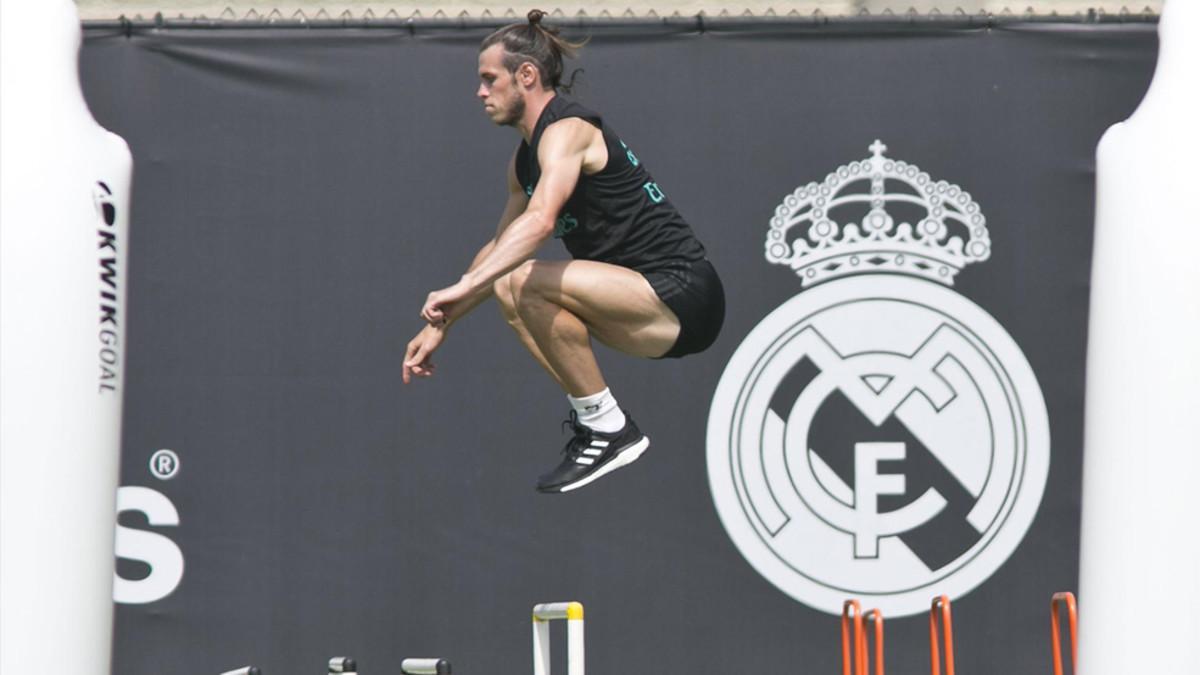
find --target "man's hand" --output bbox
[403,323,447,383]
[421,277,473,327]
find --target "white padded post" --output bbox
[0,2,133,675]
[1079,2,1200,675]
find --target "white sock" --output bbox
[568,387,626,433]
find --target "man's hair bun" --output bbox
[481,9,586,92]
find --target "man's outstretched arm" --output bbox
[402,153,528,383]
[420,118,591,326]
[431,154,530,328]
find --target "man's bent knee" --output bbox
[509,260,557,315]
[493,273,519,321]
[507,259,541,291]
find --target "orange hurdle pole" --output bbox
[929,595,955,675]
[1050,592,1078,675]
[842,600,865,675]
[864,609,884,675]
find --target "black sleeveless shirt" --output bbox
[514,96,706,273]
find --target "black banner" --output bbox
[81,19,1155,675]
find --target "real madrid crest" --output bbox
[706,141,1051,617]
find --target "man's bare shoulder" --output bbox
[540,117,601,152]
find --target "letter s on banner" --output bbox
[113,486,184,604]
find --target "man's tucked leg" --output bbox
[505,258,680,394]
[506,268,607,399]
[500,258,678,493]
[493,273,565,389]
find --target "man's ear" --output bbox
[518,61,539,89]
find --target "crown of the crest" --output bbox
[765,140,991,286]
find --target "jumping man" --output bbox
[403,10,725,493]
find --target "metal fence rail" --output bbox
[82,6,1158,30]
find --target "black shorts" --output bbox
[642,258,725,359]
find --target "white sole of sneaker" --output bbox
[556,436,650,493]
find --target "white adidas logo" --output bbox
[574,439,610,465]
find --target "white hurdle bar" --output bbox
[401,657,452,674]
[532,601,584,675]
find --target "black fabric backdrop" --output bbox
[80,19,1155,675]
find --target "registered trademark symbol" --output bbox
[149,449,180,480]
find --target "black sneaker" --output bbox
[536,411,650,493]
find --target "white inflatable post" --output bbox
[0,2,133,674]
[1079,2,1200,674]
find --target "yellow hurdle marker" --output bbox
[532,601,585,675]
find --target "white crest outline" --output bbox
[706,277,1050,616]
[710,141,1050,617]
[765,140,991,287]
